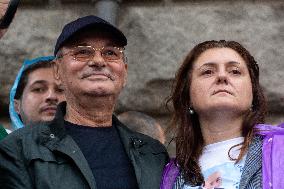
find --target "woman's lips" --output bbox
[212,89,233,95]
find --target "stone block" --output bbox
[60,0,92,3]
[20,0,48,5]
[0,1,284,125]
[117,1,284,116]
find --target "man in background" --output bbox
[118,111,166,144]
[10,56,65,129]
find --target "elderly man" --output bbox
[0,15,169,189]
[10,56,65,129]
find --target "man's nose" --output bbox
[46,89,59,103]
[87,51,106,67]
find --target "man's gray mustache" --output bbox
[81,71,114,81]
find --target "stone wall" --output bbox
[0,0,283,141]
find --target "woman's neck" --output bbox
[199,111,243,145]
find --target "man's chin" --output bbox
[82,88,117,97]
[27,117,54,127]
[40,116,56,122]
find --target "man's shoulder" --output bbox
[0,123,49,152]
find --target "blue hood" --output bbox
[9,56,55,130]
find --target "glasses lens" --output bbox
[101,47,123,60]
[73,46,94,61]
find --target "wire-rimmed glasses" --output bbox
[58,45,125,62]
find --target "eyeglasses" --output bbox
[59,45,125,62]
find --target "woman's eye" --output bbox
[202,69,213,75]
[231,69,241,75]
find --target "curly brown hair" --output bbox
[167,40,267,186]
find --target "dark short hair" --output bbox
[14,60,55,100]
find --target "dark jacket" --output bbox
[239,136,262,189]
[0,103,169,189]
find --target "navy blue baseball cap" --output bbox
[54,15,127,56]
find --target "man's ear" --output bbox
[123,63,128,87]
[14,99,21,114]
[53,60,61,81]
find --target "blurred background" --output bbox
[0,0,283,155]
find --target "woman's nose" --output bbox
[216,70,228,84]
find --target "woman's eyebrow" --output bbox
[227,61,241,65]
[197,62,216,70]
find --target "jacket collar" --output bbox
[114,115,166,155]
[46,101,149,148]
[48,102,154,145]
[114,116,146,155]
[43,102,167,189]
[239,136,263,189]
[114,116,168,189]
[48,101,68,140]
[40,102,97,189]
[45,101,163,154]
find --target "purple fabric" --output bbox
[160,158,180,189]
[255,123,284,189]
